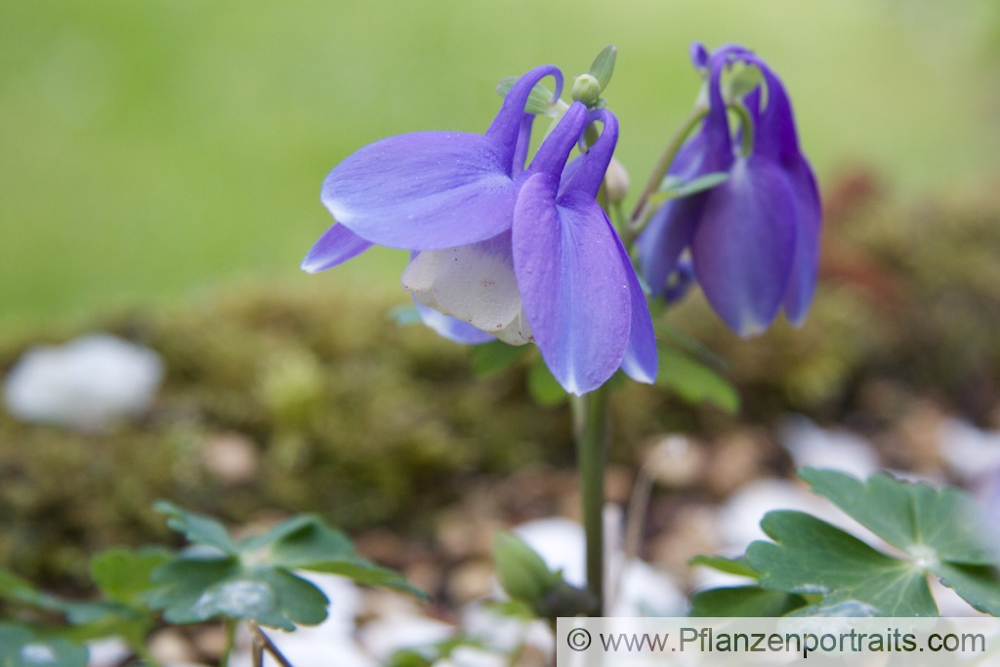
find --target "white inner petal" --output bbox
[494,308,534,346]
[401,237,524,336]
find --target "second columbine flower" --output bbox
[636,43,821,337]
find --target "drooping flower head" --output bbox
[302,66,656,395]
[636,43,821,337]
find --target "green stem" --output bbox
[627,104,709,228]
[221,618,237,667]
[133,644,160,667]
[623,100,754,250]
[571,384,610,615]
[729,101,754,157]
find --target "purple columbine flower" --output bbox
[636,44,821,337]
[302,66,657,395]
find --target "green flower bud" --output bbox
[571,74,602,107]
[493,531,558,606]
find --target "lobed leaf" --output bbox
[149,557,328,631]
[0,623,88,667]
[689,586,807,617]
[688,555,759,579]
[746,510,937,616]
[89,547,171,606]
[154,501,239,555]
[800,468,998,565]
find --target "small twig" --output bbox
[614,437,688,605]
[250,624,295,667]
[251,629,264,667]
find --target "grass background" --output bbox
[1,0,998,329]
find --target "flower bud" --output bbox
[604,157,629,204]
[571,74,602,107]
[493,531,558,606]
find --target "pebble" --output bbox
[3,334,163,432]
[778,415,880,477]
[147,628,198,664]
[201,431,260,484]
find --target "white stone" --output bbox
[778,415,880,478]
[434,646,507,667]
[86,637,132,667]
[357,614,454,662]
[3,334,163,432]
[610,558,686,617]
[938,418,1000,483]
[512,517,586,589]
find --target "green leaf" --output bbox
[240,515,319,552]
[58,600,134,627]
[266,518,358,566]
[89,547,171,606]
[655,325,729,373]
[469,340,530,379]
[149,506,426,625]
[655,345,739,414]
[0,565,152,647]
[688,555,759,579]
[689,586,807,617]
[496,77,555,115]
[587,44,617,92]
[527,357,567,407]
[149,557,327,631]
[154,501,239,554]
[930,562,1000,616]
[800,468,998,565]
[483,598,535,620]
[386,648,435,667]
[0,624,88,667]
[800,468,1000,613]
[493,531,559,605]
[724,62,763,100]
[746,510,937,616]
[309,560,428,599]
[0,569,45,607]
[267,518,428,600]
[650,172,729,205]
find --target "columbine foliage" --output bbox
[150,502,425,630]
[0,624,88,667]
[493,531,590,620]
[0,553,161,666]
[692,468,1000,617]
[0,504,421,664]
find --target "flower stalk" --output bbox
[626,104,708,240]
[571,384,610,615]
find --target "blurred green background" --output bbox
[2,0,998,330]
